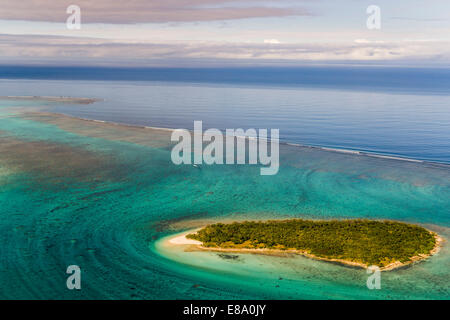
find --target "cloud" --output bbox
[0,0,309,23]
[354,39,385,44]
[0,34,448,66]
[264,39,281,44]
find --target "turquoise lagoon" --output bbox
[0,94,449,300]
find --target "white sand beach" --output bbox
[168,233,202,245]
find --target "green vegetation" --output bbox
[187,219,436,267]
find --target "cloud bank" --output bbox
[0,0,308,23]
[1,34,448,66]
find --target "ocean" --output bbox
[1,66,449,163]
[0,66,449,299]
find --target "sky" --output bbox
[0,0,449,67]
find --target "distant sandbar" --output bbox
[0,96,100,104]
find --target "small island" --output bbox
[186,219,442,271]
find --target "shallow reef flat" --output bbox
[0,136,120,182]
[21,112,174,149]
